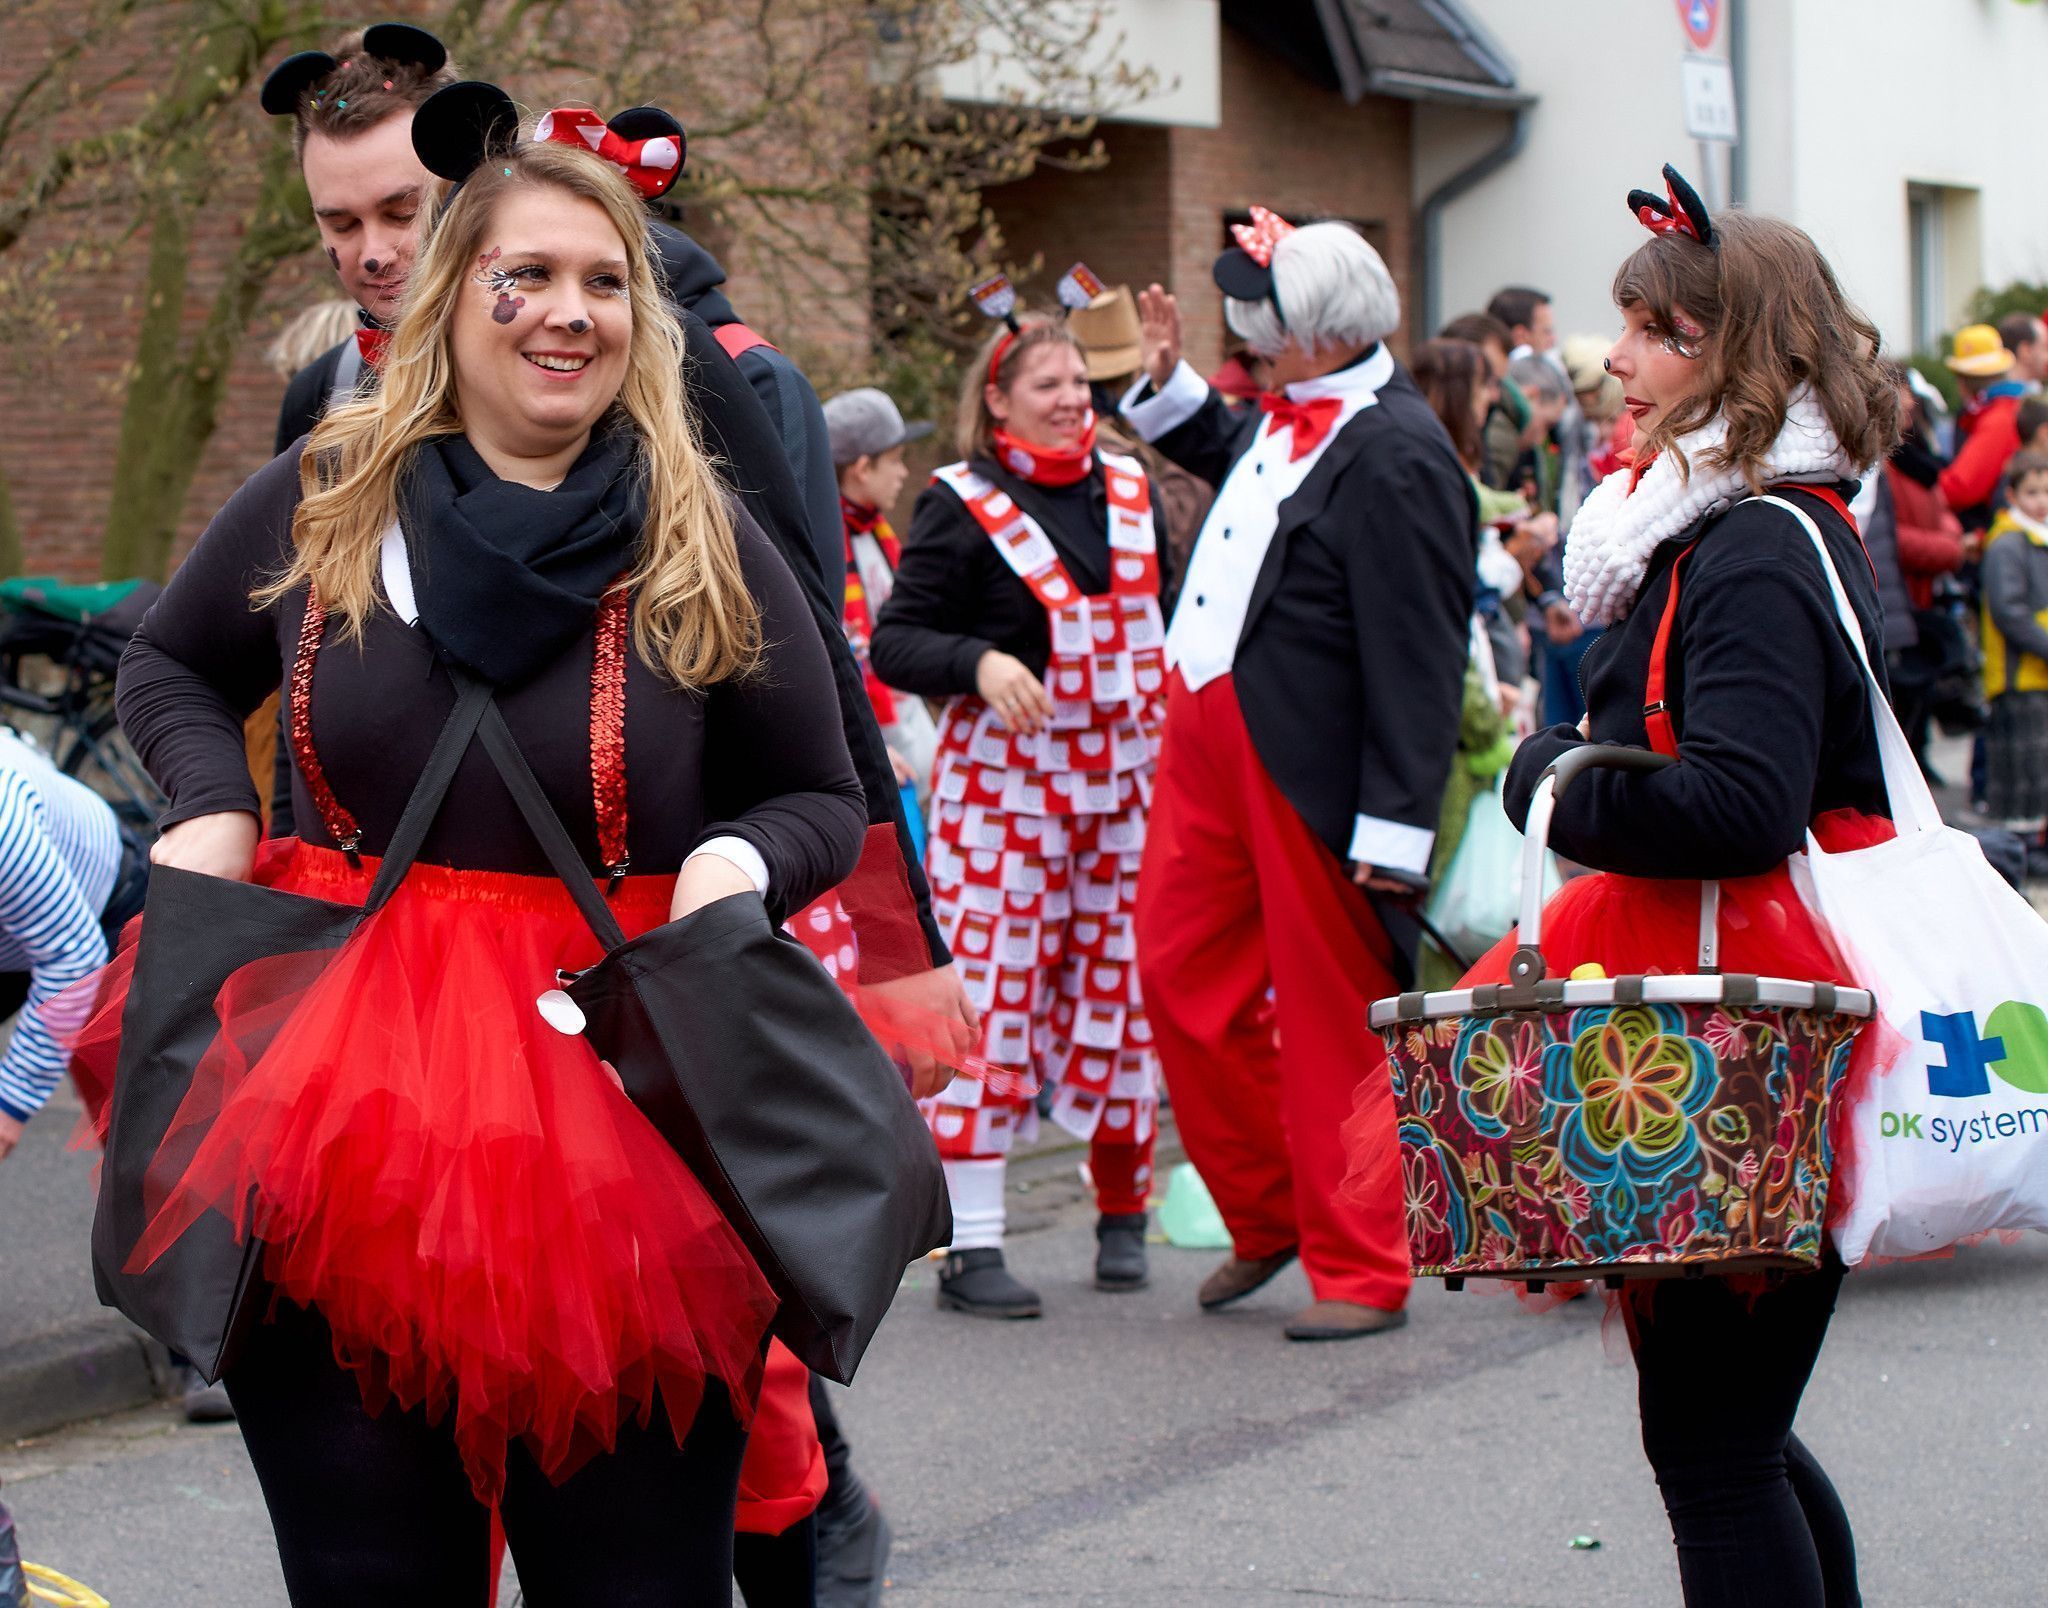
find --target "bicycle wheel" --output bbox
[58,707,164,832]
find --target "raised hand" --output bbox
[1136,283,1183,390]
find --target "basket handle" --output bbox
[1510,745,1712,986]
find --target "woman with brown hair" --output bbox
[871,311,1167,1316]
[1358,168,1897,1606]
[107,109,864,1602]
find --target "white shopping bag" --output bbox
[1425,780,1559,962]
[1764,495,2048,1264]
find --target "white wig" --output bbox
[1224,221,1400,359]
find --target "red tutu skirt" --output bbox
[1340,809,1904,1249]
[70,839,774,1504]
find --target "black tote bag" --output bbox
[471,702,951,1382]
[91,680,496,1381]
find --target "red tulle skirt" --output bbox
[71,839,775,1504]
[1340,809,1904,1263]
[1461,809,1895,985]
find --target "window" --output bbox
[1908,182,1982,352]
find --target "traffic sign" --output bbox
[1675,0,1720,49]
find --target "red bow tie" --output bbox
[355,325,391,371]
[1257,393,1343,462]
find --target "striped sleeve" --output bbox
[0,772,110,1122]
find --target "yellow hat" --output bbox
[1946,323,2016,377]
[1068,285,1143,382]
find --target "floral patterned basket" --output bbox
[1371,747,1873,1286]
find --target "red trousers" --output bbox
[1135,672,1411,1312]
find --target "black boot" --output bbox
[936,1248,1043,1318]
[1094,1211,1150,1291]
[809,1376,891,1608]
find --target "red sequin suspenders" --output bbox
[291,584,634,883]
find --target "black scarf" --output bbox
[401,428,643,686]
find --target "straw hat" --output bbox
[1946,323,2016,378]
[1069,285,1143,382]
[1561,333,1623,422]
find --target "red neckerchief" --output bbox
[991,413,1097,488]
[356,325,392,371]
[1257,392,1343,462]
[841,499,900,724]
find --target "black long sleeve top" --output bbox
[117,443,866,924]
[1503,485,1891,880]
[275,307,949,969]
[871,456,1151,698]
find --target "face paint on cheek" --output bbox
[492,294,526,325]
[325,245,340,273]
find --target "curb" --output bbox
[0,1319,169,1444]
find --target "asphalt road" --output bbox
[6,1153,2045,1607]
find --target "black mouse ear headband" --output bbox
[1626,162,1716,250]
[411,84,690,207]
[259,22,447,117]
[410,80,520,189]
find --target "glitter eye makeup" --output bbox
[1662,312,1706,360]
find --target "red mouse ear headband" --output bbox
[1626,163,1716,249]
[534,105,687,201]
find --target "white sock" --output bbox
[943,1157,1007,1252]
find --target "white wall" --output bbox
[934,0,1221,128]
[1428,0,1726,347]
[1430,0,2048,356]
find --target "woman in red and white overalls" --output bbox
[872,312,1166,1317]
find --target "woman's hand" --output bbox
[0,1112,22,1164]
[888,746,918,788]
[150,811,259,882]
[976,650,1054,736]
[1136,284,1183,390]
[670,852,757,923]
[863,963,981,1101]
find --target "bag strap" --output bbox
[1642,542,1699,759]
[358,677,496,917]
[1753,494,1944,837]
[470,694,631,952]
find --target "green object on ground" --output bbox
[1158,1162,1233,1250]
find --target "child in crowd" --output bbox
[822,387,939,822]
[1979,449,2048,831]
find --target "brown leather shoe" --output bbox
[1283,1300,1409,1341]
[1197,1246,1299,1310]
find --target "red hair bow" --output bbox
[1230,205,1296,268]
[535,106,683,200]
[1625,164,1715,250]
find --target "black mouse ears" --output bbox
[410,80,520,184]
[259,23,447,117]
[1626,163,1716,250]
[410,85,688,200]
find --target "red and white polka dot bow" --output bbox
[535,106,683,200]
[1229,205,1296,268]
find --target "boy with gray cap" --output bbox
[825,389,939,808]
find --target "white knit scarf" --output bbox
[1562,387,1861,627]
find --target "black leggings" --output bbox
[1626,1255,1860,1608]
[225,1301,748,1607]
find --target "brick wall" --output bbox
[980,26,1413,384]
[0,11,871,583]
